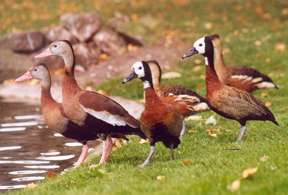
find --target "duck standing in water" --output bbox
[34,41,146,164]
[123,61,185,167]
[182,35,278,142]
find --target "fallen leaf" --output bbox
[162,72,181,79]
[282,8,288,16]
[185,115,202,121]
[206,128,219,138]
[205,115,217,125]
[26,182,37,189]
[193,58,202,65]
[47,171,57,178]
[193,66,201,72]
[181,159,192,166]
[265,101,272,107]
[260,92,268,98]
[139,139,148,144]
[260,155,269,162]
[98,53,108,61]
[156,175,165,181]
[274,43,286,52]
[204,22,213,30]
[242,167,258,179]
[254,40,262,47]
[227,179,240,192]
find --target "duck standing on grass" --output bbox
[34,41,146,165]
[183,34,278,93]
[123,61,185,167]
[182,35,278,142]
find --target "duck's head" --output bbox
[35,40,73,59]
[15,64,50,85]
[182,34,220,59]
[123,61,153,88]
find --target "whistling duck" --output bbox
[34,41,146,164]
[182,35,278,142]
[183,34,277,93]
[123,61,185,167]
[15,64,142,166]
[146,60,209,117]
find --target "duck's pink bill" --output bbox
[15,71,32,82]
[34,48,52,58]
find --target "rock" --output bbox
[73,42,101,66]
[7,31,45,53]
[93,28,126,55]
[61,12,102,42]
[46,26,78,44]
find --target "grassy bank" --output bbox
[3,0,288,194]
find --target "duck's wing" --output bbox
[229,66,277,89]
[78,91,140,128]
[213,86,278,124]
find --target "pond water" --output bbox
[0,100,100,191]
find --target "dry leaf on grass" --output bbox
[181,159,192,166]
[227,179,241,192]
[265,101,272,107]
[26,182,37,189]
[260,155,269,162]
[274,43,286,52]
[139,139,148,144]
[156,175,165,181]
[242,167,258,179]
[162,72,181,79]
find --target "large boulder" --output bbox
[46,26,78,44]
[7,31,45,53]
[61,12,102,42]
[93,28,126,55]
[73,42,101,66]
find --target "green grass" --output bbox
[3,0,288,194]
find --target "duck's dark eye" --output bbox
[53,45,57,48]
[33,68,38,71]
[138,67,142,70]
[199,43,203,47]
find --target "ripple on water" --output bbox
[0,160,50,165]
[40,151,61,156]
[65,142,83,147]
[0,121,38,127]
[53,133,63,137]
[14,115,41,120]
[36,154,75,161]
[9,170,47,175]
[0,184,27,190]
[12,176,45,182]
[0,127,26,132]
[24,165,60,169]
[0,146,22,152]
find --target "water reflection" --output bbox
[0,101,100,191]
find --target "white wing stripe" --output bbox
[81,106,127,126]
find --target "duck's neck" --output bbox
[212,40,228,82]
[205,51,221,96]
[40,80,54,109]
[61,50,81,99]
[143,81,161,108]
[62,49,75,77]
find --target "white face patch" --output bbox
[132,61,145,78]
[193,37,206,54]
